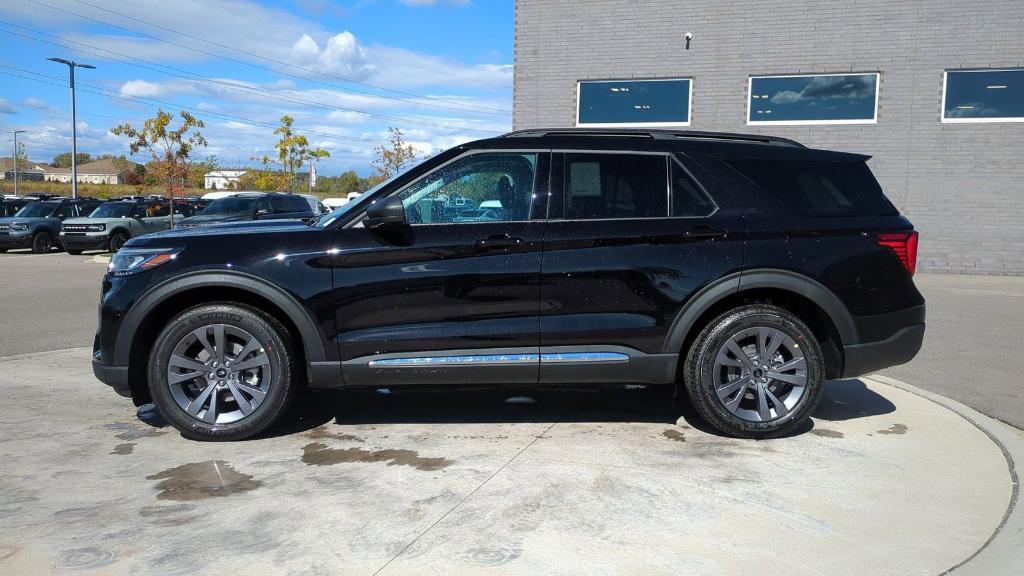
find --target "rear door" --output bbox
[331,150,549,386]
[538,151,745,384]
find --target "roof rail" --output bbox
[502,127,805,148]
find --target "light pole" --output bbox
[48,57,95,199]
[12,130,26,197]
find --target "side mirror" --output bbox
[364,196,406,228]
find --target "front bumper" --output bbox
[92,350,132,398]
[841,323,926,378]
[0,233,32,248]
[61,233,110,250]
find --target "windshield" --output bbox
[203,197,258,215]
[314,175,398,228]
[89,203,136,218]
[14,203,58,218]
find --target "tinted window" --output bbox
[270,195,311,214]
[671,161,716,217]
[749,74,878,123]
[204,197,258,215]
[943,69,1024,122]
[725,159,897,216]
[14,203,57,218]
[53,204,75,219]
[578,79,691,126]
[90,203,135,218]
[565,153,668,219]
[397,152,537,224]
[147,202,170,217]
[129,205,149,219]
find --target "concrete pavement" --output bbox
[0,348,1018,575]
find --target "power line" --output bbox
[0,22,504,135]
[24,0,512,116]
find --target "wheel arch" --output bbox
[663,269,857,380]
[116,271,330,404]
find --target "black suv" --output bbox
[173,192,317,228]
[0,197,101,253]
[92,129,925,441]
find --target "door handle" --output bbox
[475,234,525,249]
[685,225,728,239]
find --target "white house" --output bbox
[43,158,138,185]
[204,170,247,190]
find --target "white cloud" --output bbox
[22,98,51,110]
[0,99,16,114]
[120,80,166,98]
[399,0,471,6]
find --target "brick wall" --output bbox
[514,0,1024,274]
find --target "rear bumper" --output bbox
[841,323,925,378]
[92,352,132,398]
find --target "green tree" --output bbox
[267,115,330,192]
[111,109,207,225]
[15,141,27,162]
[188,155,219,189]
[51,152,92,168]
[373,127,417,181]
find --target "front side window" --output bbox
[15,203,58,218]
[577,79,692,127]
[397,152,538,224]
[748,73,879,124]
[942,69,1024,123]
[565,153,668,220]
[54,204,75,220]
[90,203,135,218]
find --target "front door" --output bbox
[331,151,549,386]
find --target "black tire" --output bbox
[0,248,7,253]
[108,230,129,252]
[31,231,53,254]
[66,249,84,255]
[149,303,297,441]
[683,304,824,439]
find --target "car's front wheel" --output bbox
[108,230,129,252]
[31,231,53,254]
[683,304,824,439]
[149,303,297,441]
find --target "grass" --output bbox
[0,181,165,199]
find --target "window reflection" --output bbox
[943,69,1024,122]
[578,79,691,126]
[748,74,878,124]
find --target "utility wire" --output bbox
[0,23,504,135]
[24,0,512,116]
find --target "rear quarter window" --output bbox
[724,159,897,217]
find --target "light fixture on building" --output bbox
[685,32,693,50]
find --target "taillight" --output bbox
[877,231,919,275]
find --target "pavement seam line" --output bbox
[369,417,562,576]
[865,375,1020,576]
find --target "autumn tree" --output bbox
[261,115,330,193]
[15,141,27,162]
[111,110,207,226]
[373,127,417,181]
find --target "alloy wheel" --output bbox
[166,324,272,425]
[712,326,807,422]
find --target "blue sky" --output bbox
[0,0,513,175]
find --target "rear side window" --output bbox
[671,161,716,217]
[271,195,310,214]
[565,153,667,219]
[725,159,897,216]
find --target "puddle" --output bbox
[305,427,365,443]
[662,429,687,443]
[301,442,453,471]
[878,423,909,435]
[811,428,845,438]
[110,443,136,455]
[104,422,167,441]
[145,461,262,501]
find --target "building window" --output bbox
[577,79,691,127]
[942,69,1024,123]
[747,73,879,125]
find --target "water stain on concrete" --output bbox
[59,547,116,570]
[878,423,909,435]
[104,422,167,441]
[301,442,453,471]
[811,428,845,438]
[304,426,365,443]
[110,443,135,455]
[662,429,687,442]
[145,461,262,501]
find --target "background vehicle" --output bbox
[0,198,101,253]
[92,129,924,441]
[174,192,317,228]
[60,199,194,254]
[0,197,34,218]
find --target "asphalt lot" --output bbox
[1,250,1021,429]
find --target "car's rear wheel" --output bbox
[31,232,53,254]
[108,230,129,252]
[149,303,297,441]
[683,304,824,439]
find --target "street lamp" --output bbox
[11,130,26,197]
[48,57,95,199]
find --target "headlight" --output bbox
[88,223,106,232]
[108,247,182,277]
[11,223,29,231]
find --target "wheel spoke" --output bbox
[226,381,253,416]
[233,352,269,372]
[765,387,789,417]
[755,384,771,421]
[760,328,783,361]
[185,383,216,418]
[233,382,267,402]
[170,354,209,373]
[203,387,219,423]
[773,357,806,372]
[234,335,262,363]
[191,327,217,361]
[724,339,755,370]
[168,371,203,386]
[767,371,806,386]
[213,324,226,365]
[717,375,751,401]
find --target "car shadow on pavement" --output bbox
[813,379,897,422]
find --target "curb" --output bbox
[866,375,1023,576]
